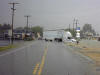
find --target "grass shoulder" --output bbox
[0,45,16,52]
[0,40,35,52]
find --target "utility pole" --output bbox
[24,15,31,33]
[75,19,78,30]
[69,24,70,31]
[9,2,19,44]
[73,18,75,32]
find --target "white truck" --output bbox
[63,31,76,42]
[43,30,76,42]
[43,30,63,42]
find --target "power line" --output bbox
[9,2,19,44]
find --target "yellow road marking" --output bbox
[38,46,48,75]
[33,63,40,75]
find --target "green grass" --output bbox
[0,45,16,52]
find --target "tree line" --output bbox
[15,26,43,37]
[0,23,97,38]
[65,23,96,38]
[0,23,43,37]
[0,23,11,34]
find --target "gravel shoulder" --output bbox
[65,40,100,75]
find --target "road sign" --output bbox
[76,27,80,32]
[76,32,80,38]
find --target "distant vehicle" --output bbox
[43,30,76,42]
[38,37,42,40]
[43,30,63,42]
[63,31,72,42]
[63,31,76,42]
[71,38,77,42]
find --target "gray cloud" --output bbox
[0,0,100,33]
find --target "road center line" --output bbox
[33,63,40,75]
[38,45,48,75]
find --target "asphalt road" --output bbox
[0,40,95,75]
[0,40,10,46]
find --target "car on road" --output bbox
[71,38,77,42]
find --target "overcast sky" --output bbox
[0,0,100,33]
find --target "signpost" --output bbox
[76,32,80,38]
[76,27,80,38]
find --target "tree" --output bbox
[31,26,43,37]
[15,27,24,30]
[0,23,11,33]
[83,24,92,32]
[24,26,31,30]
[81,24,96,38]
[2,23,11,30]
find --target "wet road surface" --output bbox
[0,40,95,75]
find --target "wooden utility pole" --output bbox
[75,19,78,30]
[69,24,70,31]
[73,18,75,32]
[9,2,19,44]
[24,15,31,33]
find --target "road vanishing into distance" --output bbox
[0,40,95,75]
